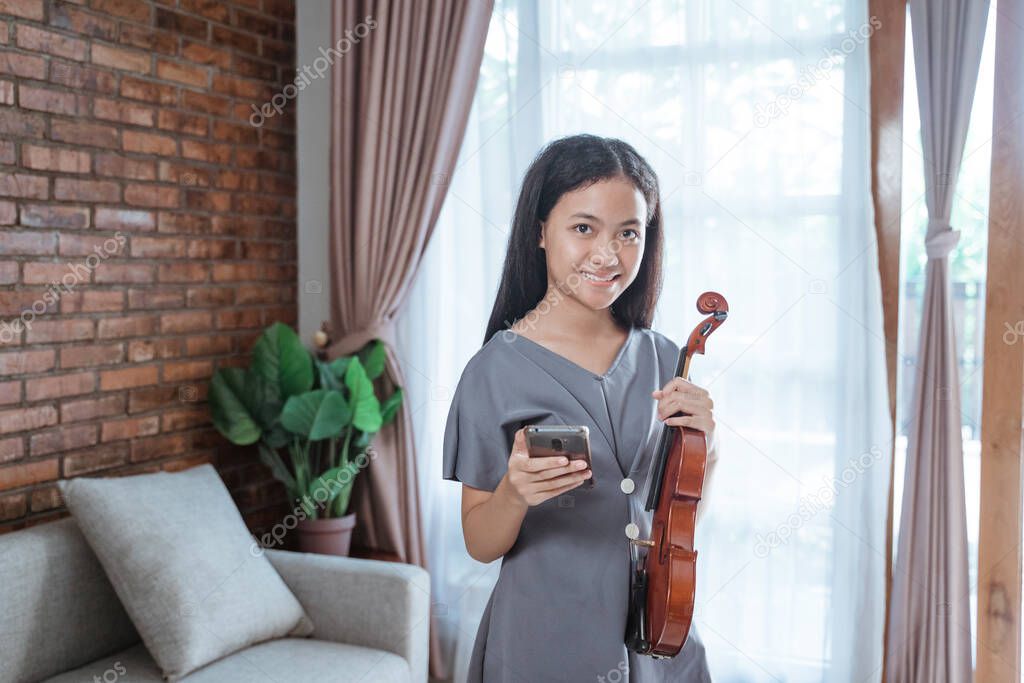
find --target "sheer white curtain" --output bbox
[396,1,891,681]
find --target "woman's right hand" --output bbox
[500,427,592,507]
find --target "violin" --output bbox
[625,291,728,657]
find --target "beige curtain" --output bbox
[327,1,493,679]
[885,0,990,680]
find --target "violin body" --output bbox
[626,291,728,658]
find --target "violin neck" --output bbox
[643,344,691,511]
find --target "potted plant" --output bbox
[208,321,403,556]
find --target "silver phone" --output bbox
[524,425,595,489]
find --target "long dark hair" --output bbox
[483,134,665,345]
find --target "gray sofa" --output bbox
[0,518,430,683]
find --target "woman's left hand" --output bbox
[652,377,716,451]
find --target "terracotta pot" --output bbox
[294,513,357,556]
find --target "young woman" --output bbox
[442,134,719,682]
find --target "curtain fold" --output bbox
[885,1,990,680]
[327,1,493,679]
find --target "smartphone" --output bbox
[524,425,595,489]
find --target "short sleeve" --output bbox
[441,362,513,492]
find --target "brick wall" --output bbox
[0,0,298,535]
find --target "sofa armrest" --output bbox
[266,549,430,680]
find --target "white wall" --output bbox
[295,1,332,343]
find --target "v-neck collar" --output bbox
[508,325,636,380]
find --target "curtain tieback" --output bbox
[328,316,398,358]
[924,221,960,259]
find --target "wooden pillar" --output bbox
[868,0,906,680]
[975,0,1024,679]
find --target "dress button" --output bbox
[620,477,635,494]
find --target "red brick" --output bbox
[0,406,57,436]
[232,54,276,81]
[49,61,116,93]
[157,59,208,87]
[0,230,56,256]
[92,263,154,285]
[127,289,185,311]
[0,21,5,45]
[0,111,46,139]
[0,349,54,376]
[0,79,12,105]
[93,98,155,127]
[22,145,90,173]
[162,408,208,431]
[181,90,229,116]
[129,236,185,258]
[16,25,87,61]
[92,43,151,73]
[130,432,189,463]
[212,24,257,54]
[181,139,232,164]
[100,365,158,390]
[58,233,126,257]
[156,109,208,136]
[118,23,175,55]
[120,76,177,105]
[0,437,23,464]
[0,140,13,164]
[155,7,208,40]
[51,120,119,149]
[0,0,44,21]
[95,207,154,231]
[234,8,277,37]
[24,319,94,344]
[179,0,228,22]
[55,178,120,203]
[0,51,46,79]
[158,262,207,283]
[0,173,47,199]
[97,314,156,337]
[49,3,117,40]
[92,0,150,22]
[180,40,230,68]
[124,184,180,208]
[94,152,156,180]
[60,290,124,313]
[0,262,17,285]
[101,415,159,442]
[61,394,124,423]
[62,443,128,477]
[0,492,26,521]
[18,84,86,115]
[123,130,176,156]
[19,203,90,229]
[59,343,123,369]
[30,486,61,512]
[162,359,211,382]
[0,201,15,225]
[0,380,19,405]
[30,423,97,456]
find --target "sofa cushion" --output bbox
[0,518,140,683]
[57,464,314,681]
[43,639,411,683]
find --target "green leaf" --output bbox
[305,464,357,518]
[344,358,382,433]
[281,390,351,441]
[359,340,388,380]
[380,387,403,425]
[209,368,262,445]
[257,442,297,497]
[328,356,352,380]
[251,322,314,403]
[315,357,341,391]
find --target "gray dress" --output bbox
[442,324,713,683]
